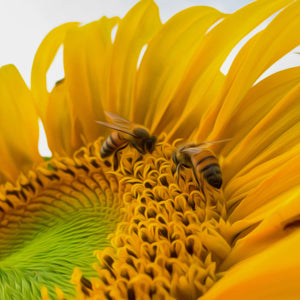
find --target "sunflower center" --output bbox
[0,139,123,299]
[83,139,231,299]
[0,138,231,299]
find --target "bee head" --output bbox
[172,146,192,168]
[144,136,157,153]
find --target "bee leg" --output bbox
[192,166,205,198]
[175,163,182,185]
[113,152,119,171]
[130,143,145,155]
[191,166,201,187]
[113,144,128,171]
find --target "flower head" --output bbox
[0,0,300,299]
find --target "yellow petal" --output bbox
[229,155,300,222]
[225,143,300,211]
[31,22,79,121]
[223,82,300,183]
[64,0,161,144]
[132,6,224,131]
[216,67,300,159]
[201,231,300,300]
[0,65,41,182]
[63,17,119,144]
[167,71,225,141]
[45,80,80,155]
[210,0,300,137]
[222,185,300,270]
[185,0,295,141]
[109,0,162,117]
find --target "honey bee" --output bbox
[96,112,157,169]
[172,139,230,189]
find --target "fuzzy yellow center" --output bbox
[0,140,123,299]
[74,139,231,299]
[0,138,232,299]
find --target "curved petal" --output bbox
[45,80,80,156]
[167,71,225,141]
[63,17,120,145]
[201,231,300,300]
[228,155,300,223]
[109,0,162,117]
[221,185,300,270]
[64,0,161,144]
[209,0,300,138]
[133,6,225,130]
[168,0,295,141]
[223,82,300,183]
[0,65,41,182]
[225,143,300,211]
[218,67,300,159]
[31,22,79,121]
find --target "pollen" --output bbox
[0,137,231,299]
[75,138,231,299]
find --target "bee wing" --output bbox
[96,111,140,137]
[105,112,136,129]
[182,146,204,155]
[96,121,137,137]
[196,138,232,147]
[182,139,231,155]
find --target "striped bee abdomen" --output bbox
[193,150,222,189]
[100,132,127,158]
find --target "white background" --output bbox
[0,0,272,86]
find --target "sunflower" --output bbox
[0,0,300,299]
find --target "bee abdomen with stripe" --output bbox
[100,131,127,158]
[173,139,230,190]
[193,151,222,189]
